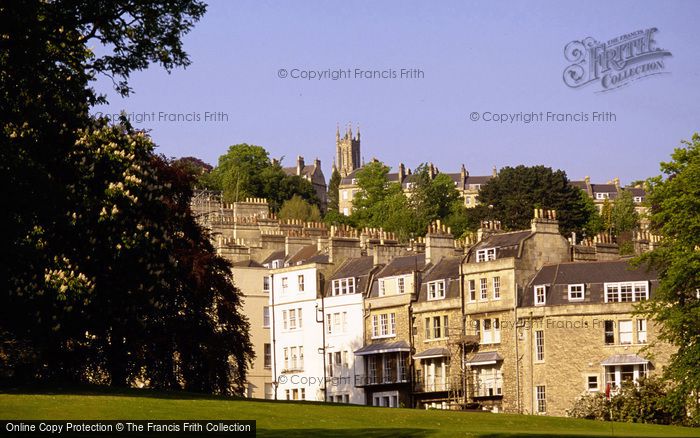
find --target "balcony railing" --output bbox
[414,376,451,393]
[355,370,409,387]
[471,380,503,398]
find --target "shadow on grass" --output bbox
[258,429,434,438]
[258,431,690,438]
[0,384,364,408]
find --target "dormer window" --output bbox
[428,280,446,300]
[568,284,584,301]
[332,278,356,296]
[476,248,496,262]
[596,192,610,200]
[633,196,643,203]
[534,285,546,306]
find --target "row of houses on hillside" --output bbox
[231,210,672,416]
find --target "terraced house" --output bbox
[518,260,673,417]
[356,251,425,408]
[322,254,377,404]
[461,211,570,413]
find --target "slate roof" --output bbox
[376,253,426,278]
[466,230,532,261]
[355,341,411,355]
[261,250,285,266]
[520,260,657,307]
[601,354,649,366]
[232,259,264,268]
[283,165,317,178]
[417,257,461,302]
[414,347,450,359]
[324,256,378,297]
[286,245,327,266]
[466,351,503,365]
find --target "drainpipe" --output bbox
[271,272,277,400]
[514,284,520,413]
[316,272,328,402]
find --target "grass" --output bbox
[1,387,699,437]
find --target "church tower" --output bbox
[335,123,361,177]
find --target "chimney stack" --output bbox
[296,156,304,176]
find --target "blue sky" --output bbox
[92,0,700,184]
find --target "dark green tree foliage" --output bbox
[172,156,213,181]
[327,168,341,214]
[1,1,253,392]
[477,165,594,237]
[635,134,700,425]
[205,145,319,211]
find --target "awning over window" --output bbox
[600,354,650,366]
[354,341,411,356]
[413,347,450,360]
[466,351,503,366]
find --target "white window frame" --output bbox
[476,248,496,263]
[534,285,546,306]
[468,279,476,302]
[535,330,544,362]
[587,375,599,392]
[379,279,386,296]
[332,278,356,296]
[633,196,643,203]
[596,192,609,200]
[263,306,270,328]
[637,319,647,344]
[536,386,546,414]
[568,284,584,301]
[493,276,500,300]
[428,280,446,300]
[480,278,488,301]
[397,277,405,294]
[372,313,396,339]
[619,320,633,345]
[604,281,649,303]
[263,276,271,293]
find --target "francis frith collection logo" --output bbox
[563,28,672,92]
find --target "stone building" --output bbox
[518,260,673,417]
[283,156,328,212]
[461,211,571,413]
[571,176,647,216]
[232,262,274,399]
[356,250,425,407]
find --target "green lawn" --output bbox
[1,388,698,437]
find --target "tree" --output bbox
[0,1,254,393]
[206,146,319,211]
[327,168,341,214]
[477,165,595,237]
[635,133,700,425]
[351,161,402,229]
[172,156,213,182]
[278,195,322,222]
[209,144,272,203]
[611,190,640,234]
